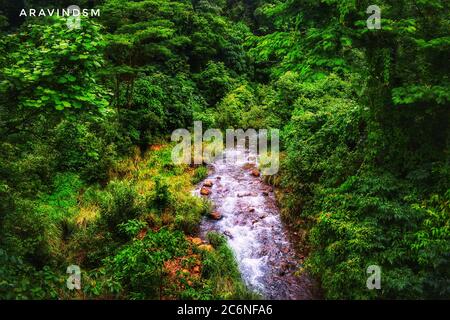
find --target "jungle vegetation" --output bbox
[0,0,448,299]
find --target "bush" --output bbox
[173,196,210,235]
[148,177,172,210]
[192,166,208,185]
[0,199,61,268]
[53,120,117,184]
[98,180,143,237]
[105,229,189,299]
[0,249,63,299]
[118,73,206,148]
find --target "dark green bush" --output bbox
[53,120,117,184]
[0,199,60,268]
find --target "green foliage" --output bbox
[192,166,209,184]
[1,0,448,301]
[194,61,235,106]
[98,180,143,235]
[149,177,172,210]
[118,219,148,238]
[173,196,210,235]
[37,173,83,221]
[52,119,117,183]
[105,228,188,299]
[118,73,205,147]
[0,249,63,299]
[280,73,449,299]
[215,83,257,129]
[0,16,109,112]
[411,192,450,298]
[248,0,357,79]
[0,199,60,268]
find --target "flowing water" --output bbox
[195,147,319,300]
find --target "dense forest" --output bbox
[0,0,449,300]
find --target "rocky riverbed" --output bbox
[194,147,320,300]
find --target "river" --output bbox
[194,146,319,300]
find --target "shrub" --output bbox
[98,180,143,237]
[192,166,209,185]
[173,196,210,235]
[0,199,60,268]
[53,120,117,184]
[105,229,188,299]
[0,249,63,299]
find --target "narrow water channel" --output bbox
[195,147,319,300]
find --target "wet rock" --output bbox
[242,163,256,170]
[203,180,213,187]
[223,230,233,239]
[209,211,222,220]
[278,262,292,276]
[200,187,211,196]
[216,176,221,180]
[249,208,255,212]
[251,169,260,177]
[262,191,269,196]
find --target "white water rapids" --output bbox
[194,147,318,300]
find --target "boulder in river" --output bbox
[203,180,213,187]
[223,230,233,238]
[209,211,222,220]
[251,168,260,177]
[278,263,291,276]
[238,191,257,197]
[242,162,256,170]
[200,187,211,196]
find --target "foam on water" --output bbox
[195,147,318,299]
